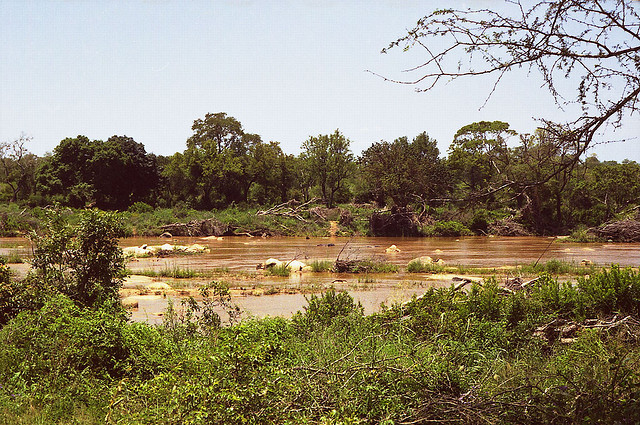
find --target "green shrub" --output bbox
[420,220,472,237]
[575,265,640,316]
[293,288,363,329]
[29,208,126,311]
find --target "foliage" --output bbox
[359,132,448,207]
[0,134,39,203]
[333,259,399,273]
[310,259,334,272]
[517,259,594,276]
[407,258,446,273]
[292,288,364,329]
[383,0,640,169]
[300,130,354,208]
[447,121,515,203]
[29,208,126,311]
[420,220,472,237]
[36,135,159,210]
[1,267,640,423]
[131,265,199,279]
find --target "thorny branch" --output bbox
[373,0,640,203]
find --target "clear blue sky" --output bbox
[1,0,638,162]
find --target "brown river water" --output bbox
[2,236,639,323]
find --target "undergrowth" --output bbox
[1,266,640,424]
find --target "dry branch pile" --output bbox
[159,218,233,237]
[488,217,531,236]
[255,198,319,221]
[593,219,640,242]
[369,206,420,237]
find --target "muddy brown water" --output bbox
[3,236,639,323]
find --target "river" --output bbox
[3,236,638,323]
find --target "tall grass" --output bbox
[131,265,199,279]
[264,263,291,277]
[517,259,594,275]
[309,260,334,272]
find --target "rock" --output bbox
[263,258,283,268]
[409,256,433,265]
[185,243,208,253]
[385,244,401,253]
[121,297,139,309]
[145,282,171,290]
[287,260,307,272]
[159,243,174,251]
[122,246,152,258]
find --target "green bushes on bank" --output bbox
[1,265,639,424]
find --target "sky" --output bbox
[1,0,638,162]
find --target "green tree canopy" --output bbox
[360,132,447,207]
[36,135,159,209]
[300,130,354,208]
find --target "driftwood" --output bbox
[488,217,531,236]
[593,219,640,242]
[159,218,234,237]
[369,206,420,237]
[256,198,319,221]
[534,315,640,343]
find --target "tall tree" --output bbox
[188,112,245,155]
[300,130,354,208]
[91,136,159,210]
[360,132,447,207]
[447,121,516,204]
[36,135,159,210]
[36,136,96,208]
[0,134,39,202]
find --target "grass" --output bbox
[348,259,398,273]
[309,260,334,272]
[264,263,291,277]
[407,258,447,273]
[516,259,595,275]
[0,253,25,264]
[129,264,200,279]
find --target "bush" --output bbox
[29,208,126,311]
[293,288,364,329]
[420,220,473,237]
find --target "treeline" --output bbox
[3,113,640,234]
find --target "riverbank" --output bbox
[2,202,639,241]
[2,266,639,424]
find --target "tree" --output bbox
[188,112,246,155]
[380,0,640,181]
[360,132,447,208]
[36,136,96,207]
[91,136,159,210]
[447,121,516,205]
[36,135,160,210]
[0,134,38,202]
[301,130,354,208]
[175,113,261,209]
